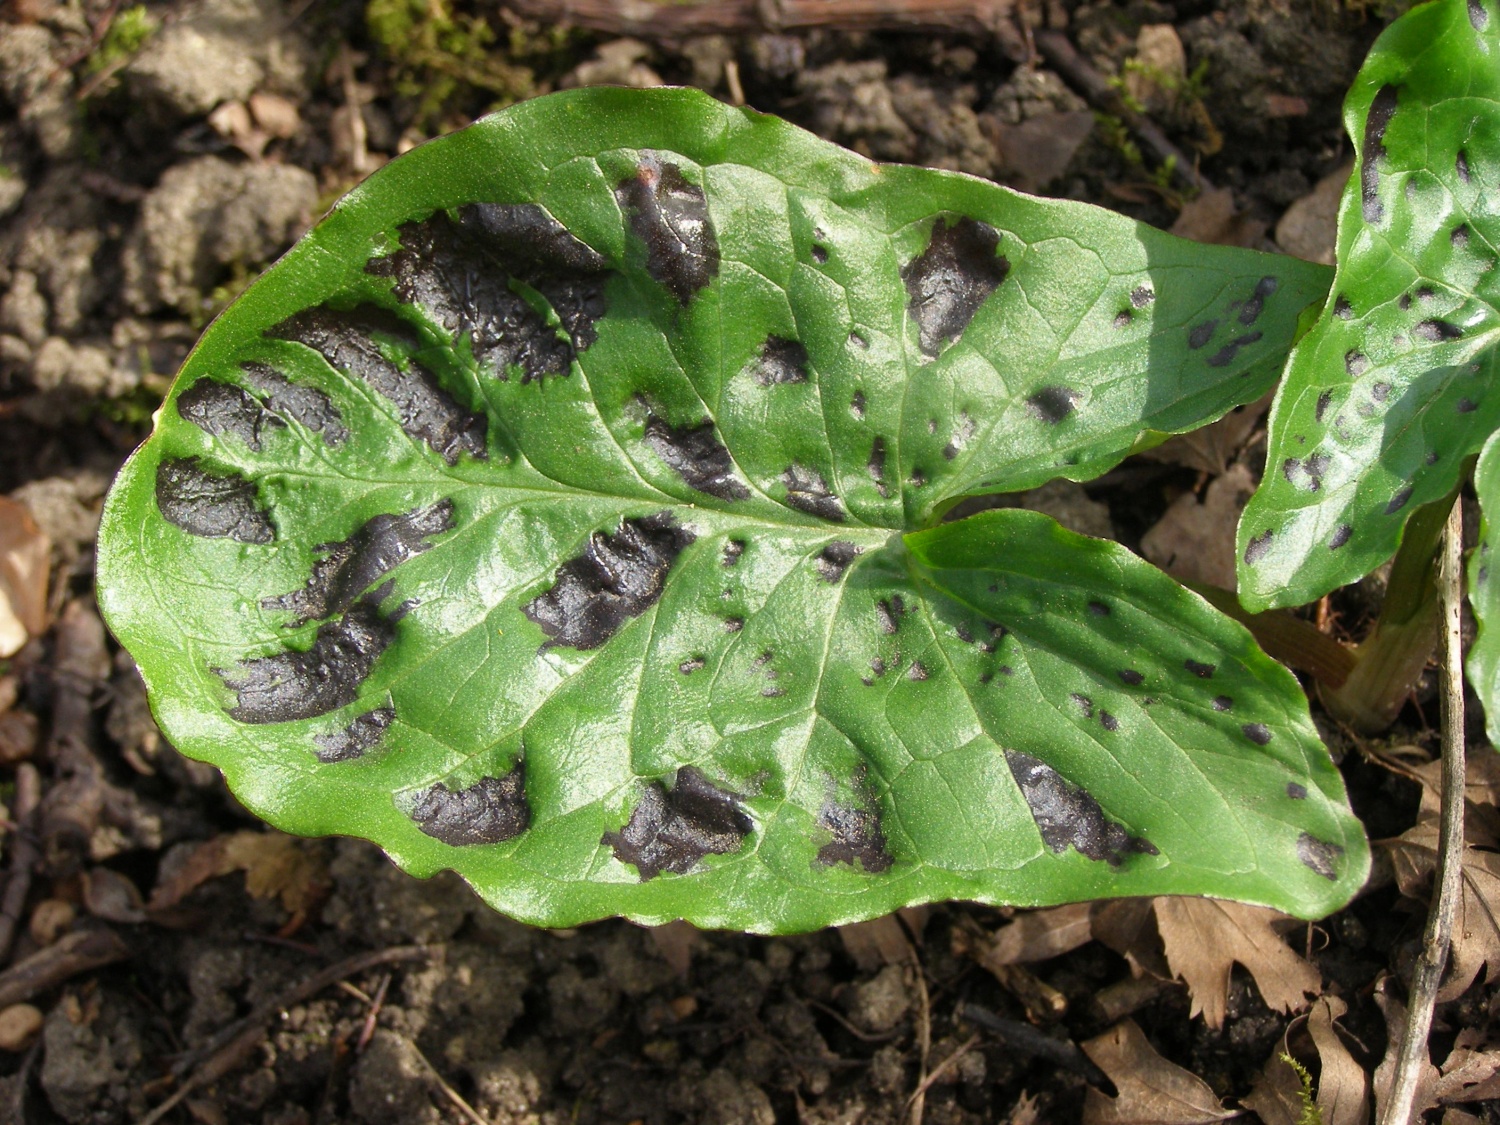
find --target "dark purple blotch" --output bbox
[603,767,752,879]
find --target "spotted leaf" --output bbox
[97,87,1359,932]
[1238,0,1500,610]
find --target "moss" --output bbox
[86,5,157,74]
[366,0,577,126]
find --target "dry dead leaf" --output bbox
[1081,1019,1237,1125]
[1004,1091,1043,1125]
[1154,897,1320,1029]
[1435,1027,1500,1104]
[1275,162,1353,266]
[0,496,50,657]
[1091,897,1171,979]
[1170,187,1267,248]
[991,109,1097,192]
[149,829,327,918]
[977,903,1095,964]
[1138,394,1271,476]
[1124,24,1186,117]
[1385,820,1500,1001]
[1308,996,1370,1125]
[1241,1051,1307,1125]
[1140,463,1258,589]
[838,913,913,971]
[1372,973,1439,1122]
[647,919,699,977]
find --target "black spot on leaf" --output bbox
[1386,486,1413,514]
[1088,601,1110,616]
[907,661,929,682]
[816,541,860,583]
[679,656,705,675]
[1185,660,1215,678]
[615,154,719,305]
[1345,350,1369,377]
[523,513,695,650]
[643,412,749,501]
[1471,0,1490,31]
[1005,750,1156,865]
[178,380,281,451]
[1287,782,1308,799]
[816,788,892,873]
[1099,711,1118,732]
[722,539,744,567]
[1113,310,1133,328]
[1330,524,1353,550]
[1206,331,1262,368]
[409,759,530,846]
[723,616,743,633]
[1284,452,1331,492]
[1242,722,1272,745]
[1119,669,1144,685]
[870,656,887,677]
[1070,692,1093,717]
[1130,285,1154,308]
[850,391,866,419]
[876,599,900,635]
[1296,832,1343,880]
[1334,294,1353,320]
[263,500,456,627]
[240,363,349,446]
[782,464,846,521]
[1458,148,1474,182]
[1453,224,1471,249]
[1244,529,1274,566]
[1414,319,1463,342]
[365,211,578,381]
[1399,293,1412,311]
[1459,397,1479,414]
[222,588,399,723]
[1026,386,1079,424]
[1372,382,1390,402]
[1362,84,1400,224]
[1238,276,1278,326]
[156,457,273,544]
[1315,390,1333,422]
[811,244,829,264]
[747,336,810,386]
[1212,696,1233,711]
[269,305,487,464]
[1188,320,1218,349]
[603,767,752,879]
[314,707,395,763]
[909,468,927,488]
[902,215,1009,356]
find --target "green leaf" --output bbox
[1469,429,1500,744]
[1238,0,1500,611]
[97,87,1361,931]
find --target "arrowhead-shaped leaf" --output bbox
[97,87,1362,931]
[1238,0,1500,611]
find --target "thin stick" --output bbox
[908,953,932,1125]
[0,763,42,964]
[1033,30,1212,195]
[1379,500,1466,1125]
[906,1031,980,1108]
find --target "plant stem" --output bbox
[1378,501,1466,1125]
[1324,491,1456,733]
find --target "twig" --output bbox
[0,763,42,964]
[502,0,1017,37]
[410,1039,493,1125]
[906,1031,981,1108]
[136,945,433,1125]
[956,1001,1109,1086]
[0,927,129,1008]
[1033,30,1212,195]
[908,953,932,1125]
[356,972,391,1053]
[1378,501,1467,1125]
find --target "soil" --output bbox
[0,1,1490,1123]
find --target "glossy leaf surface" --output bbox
[1469,430,1500,744]
[1238,0,1500,611]
[97,87,1361,930]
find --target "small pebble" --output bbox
[0,1004,43,1051]
[28,898,74,946]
